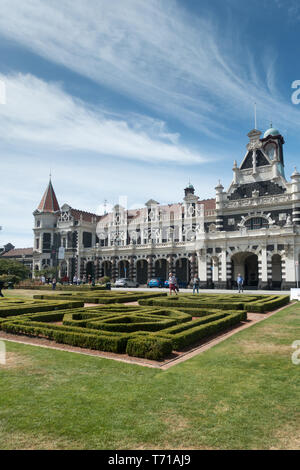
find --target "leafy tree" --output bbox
[0,259,29,281]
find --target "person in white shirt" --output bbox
[169,273,178,295]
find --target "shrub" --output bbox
[126,337,172,360]
[169,311,247,350]
[247,295,289,313]
[0,300,84,317]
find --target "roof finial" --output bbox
[49,169,52,181]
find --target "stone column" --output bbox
[76,255,80,278]
[206,257,213,288]
[198,251,207,288]
[81,258,86,280]
[129,256,135,281]
[267,254,272,288]
[147,255,155,280]
[190,252,196,283]
[258,247,268,289]
[226,256,232,289]
[212,257,219,283]
[111,257,118,282]
[167,254,174,275]
[94,258,99,280]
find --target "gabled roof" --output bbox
[70,208,102,223]
[1,247,33,258]
[37,180,60,213]
[240,149,270,170]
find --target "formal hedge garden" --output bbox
[138,293,290,313]
[0,293,289,360]
[0,302,246,360]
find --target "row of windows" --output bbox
[227,214,288,229]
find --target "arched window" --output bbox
[245,217,269,230]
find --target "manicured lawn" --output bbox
[3,289,53,298]
[0,301,299,449]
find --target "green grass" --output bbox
[2,289,54,298]
[0,302,299,449]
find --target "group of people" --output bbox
[73,275,95,286]
[168,273,245,294]
[39,274,95,290]
[168,273,201,295]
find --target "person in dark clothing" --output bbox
[193,276,200,294]
[0,280,5,297]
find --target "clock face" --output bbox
[265,143,276,160]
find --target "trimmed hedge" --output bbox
[166,311,247,350]
[0,300,84,317]
[139,294,290,313]
[247,295,289,312]
[1,320,129,353]
[33,291,168,304]
[126,336,173,360]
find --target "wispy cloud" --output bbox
[0,73,208,163]
[0,0,299,133]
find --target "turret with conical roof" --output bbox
[33,178,61,260]
[37,178,60,213]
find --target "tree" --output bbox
[0,259,30,285]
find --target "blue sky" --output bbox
[0,0,300,247]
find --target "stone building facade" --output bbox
[32,127,300,289]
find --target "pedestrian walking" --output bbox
[52,277,57,291]
[237,273,244,293]
[193,276,200,294]
[168,272,178,295]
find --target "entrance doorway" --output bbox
[231,252,258,288]
[118,260,130,278]
[136,260,148,284]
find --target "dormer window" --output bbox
[265,143,276,160]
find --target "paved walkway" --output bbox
[112,287,288,295]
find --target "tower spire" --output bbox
[37,179,60,213]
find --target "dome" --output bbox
[263,127,280,138]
